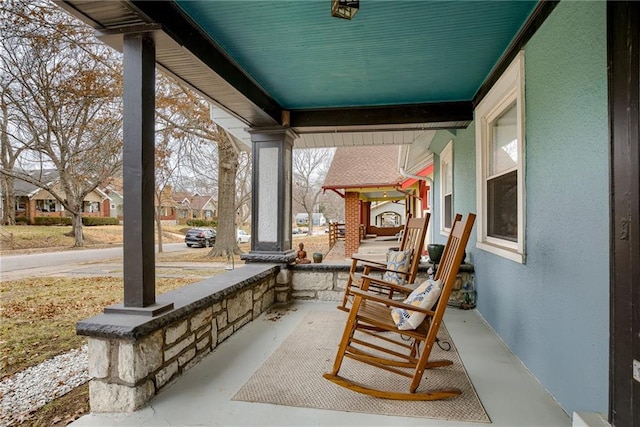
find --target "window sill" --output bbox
[476,241,524,264]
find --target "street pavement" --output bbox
[0,243,226,281]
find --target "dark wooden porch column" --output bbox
[608,1,639,425]
[105,33,172,316]
[241,128,297,263]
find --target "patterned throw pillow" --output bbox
[390,279,442,330]
[381,249,412,286]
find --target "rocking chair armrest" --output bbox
[358,261,395,272]
[350,253,386,265]
[359,274,414,294]
[364,265,411,275]
[349,263,386,280]
[350,288,437,316]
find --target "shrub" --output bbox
[33,217,72,226]
[15,217,30,225]
[82,217,120,226]
[186,219,217,228]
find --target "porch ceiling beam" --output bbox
[129,0,283,126]
[289,101,473,129]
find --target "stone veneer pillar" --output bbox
[240,128,296,303]
[241,128,297,265]
[344,192,360,257]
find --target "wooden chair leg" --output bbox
[329,300,361,375]
[338,258,359,312]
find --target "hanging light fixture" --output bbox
[331,0,359,20]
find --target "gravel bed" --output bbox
[0,345,89,427]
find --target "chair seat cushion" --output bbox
[382,249,412,285]
[390,278,442,330]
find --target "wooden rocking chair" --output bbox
[337,214,430,312]
[323,213,475,400]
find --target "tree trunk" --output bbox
[306,208,314,236]
[155,207,164,253]
[1,94,16,225]
[0,174,15,225]
[209,128,240,257]
[71,212,83,247]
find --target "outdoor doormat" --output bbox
[232,310,490,423]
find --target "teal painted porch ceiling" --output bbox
[176,1,537,109]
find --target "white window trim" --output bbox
[439,140,453,236]
[475,51,526,264]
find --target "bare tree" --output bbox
[154,76,244,256]
[0,0,123,245]
[0,82,27,225]
[235,150,252,227]
[154,73,205,252]
[211,126,240,256]
[318,190,344,224]
[153,131,178,253]
[292,148,335,235]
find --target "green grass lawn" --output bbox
[0,224,185,252]
[0,276,198,377]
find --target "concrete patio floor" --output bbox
[71,300,571,427]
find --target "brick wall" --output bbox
[344,192,360,256]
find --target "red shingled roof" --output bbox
[189,195,213,210]
[322,146,402,190]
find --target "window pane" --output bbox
[444,161,452,193]
[487,170,517,242]
[444,194,452,229]
[490,103,517,176]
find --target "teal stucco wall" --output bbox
[432,1,609,415]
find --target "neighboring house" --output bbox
[294,212,326,226]
[101,177,124,220]
[168,189,217,224]
[370,201,404,228]
[323,146,419,248]
[155,186,179,221]
[6,169,111,224]
[188,195,217,221]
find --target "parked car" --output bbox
[292,227,302,235]
[236,229,251,243]
[185,228,216,248]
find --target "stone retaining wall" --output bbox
[291,267,414,301]
[78,264,281,413]
[289,263,475,303]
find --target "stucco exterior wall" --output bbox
[431,1,609,415]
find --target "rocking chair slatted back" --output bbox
[337,214,429,312]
